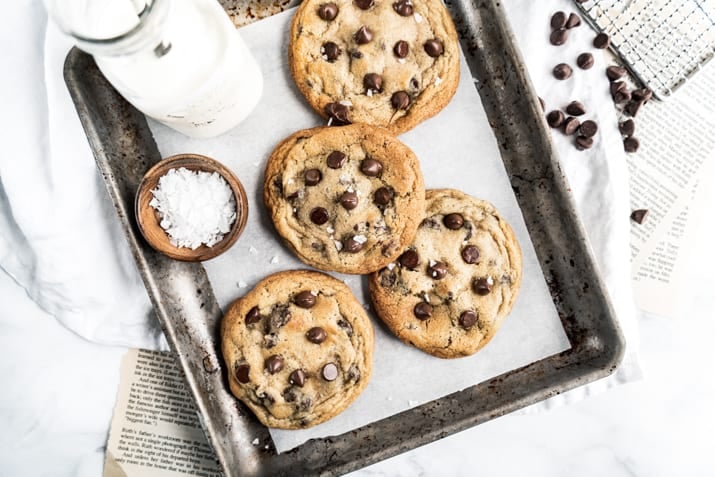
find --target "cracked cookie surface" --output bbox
[221,270,374,429]
[368,189,522,358]
[264,124,425,274]
[289,0,460,133]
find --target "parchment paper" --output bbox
[147,9,570,453]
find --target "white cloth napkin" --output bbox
[0,0,640,397]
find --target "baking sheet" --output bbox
[143,9,570,452]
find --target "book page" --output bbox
[628,64,715,317]
[103,349,221,477]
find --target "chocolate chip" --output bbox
[577,52,594,70]
[324,103,350,125]
[310,207,329,225]
[304,168,322,185]
[550,11,567,29]
[579,120,598,137]
[393,0,413,16]
[565,12,581,28]
[236,364,250,383]
[550,28,568,46]
[575,135,594,150]
[473,277,493,295]
[612,88,631,105]
[546,110,565,128]
[625,100,643,117]
[361,158,383,176]
[553,63,572,80]
[342,236,365,253]
[563,116,580,135]
[443,213,464,229]
[246,306,261,324]
[353,0,374,9]
[306,326,327,344]
[394,40,409,58]
[318,2,339,20]
[294,290,317,308]
[427,261,448,280]
[289,369,306,387]
[459,310,478,329]
[619,119,635,137]
[374,187,393,205]
[461,245,480,264]
[363,73,383,94]
[322,363,339,381]
[630,208,648,224]
[413,302,433,320]
[327,150,347,168]
[424,39,444,57]
[593,32,610,49]
[340,191,359,210]
[624,136,640,153]
[399,249,419,269]
[565,101,586,116]
[265,355,284,374]
[391,91,411,110]
[322,42,341,62]
[355,26,373,44]
[606,65,627,81]
[632,88,653,103]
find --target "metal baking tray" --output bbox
[64,0,625,475]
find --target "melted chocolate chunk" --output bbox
[360,158,383,176]
[428,261,448,280]
[324,103,351,125]
[337,319,354,337]
[342,236,365,253]
[355,26,373,44]
[294,290,317,308]
[397,249,419,270]
[340,191,359,210]
[363,73,383,94]
[473,277,493,295]
[354,0,374,9]
[318,2,338,20]
[245,306,261,325]
[289,369,306,387]
[306,326,327,344]
[414,302,433,320]
[394,40,409,58]
[443,213,464,229]
[310,207,329,225]
[424,39,444,57]
[461,245,480,264]
[265,355,284,374]
[304,168,322,185]
[393,0,413,16]
[322,363,339,381]
[391,91,410,110]
[459,310,478,329]
[373,187,393,205]
[322,42,341,62]
[327,150,347,168]
[235,364,250,383]
[268,305,292,330]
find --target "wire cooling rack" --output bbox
[574,0,715,99]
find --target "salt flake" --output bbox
[249,246,258,254]
[414,13,423,23]
[252,438,259,446]
[270,256,279,264]
[238,281,247,288]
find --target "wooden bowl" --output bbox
[135,154,248,262]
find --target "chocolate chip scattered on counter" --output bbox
[630,208,649,224]
[424,39,444,57]
[393,0,414,16]
[566,101,586,116]
[579,119,598,137]
[473,277,493,295]
[632,88,653,103]
[373,186,393,205]
[289,369,306,387]
[575,135,594,150]
[625,100,643,117]
[306,326,328,344]
[593,32,610,49]
[322,363,339,381]
[360,158,383,176]
[355,26,373,44]
[414,302,433,319]
[363,73,383,94]
[324,102,350,125]
[327,150,347,168]
[550,28,569,46]
[443,213,464,229]
[399,249,420,269]
[563,116,580,135]
[612,87,631,105]
[394,40,409,58]
[265,355,284,374]
[246,306,261,324]
[354,0,374,10]
[619,119,635,137]
[610,81,627,95]
[294,290,317,308]
[318,2,339,20]
[606,65,627,81]
[461,245,480,264]
[310,207,329,225]
[546,109,565,128]
[340,191,359,210]
[624,136,640,153]
[553,63,573,80]
[391,91,411,110]
[565,12,581,29]
[459,310,478,329]
[428,261,448,280]
[538,96,545,110]
[577,52,594,69]
[550,11,567,29]
[342,235,365,253]
[304,168,322,185]
[322,42,341,62]
[236,364,250,383]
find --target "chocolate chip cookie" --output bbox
[368,189,522,358]
[221,270,374,429]
[264,124,425,274]
[289,0,460,134]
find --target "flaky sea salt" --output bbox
[149,167,236,250]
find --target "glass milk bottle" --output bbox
[45,0,263,138]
